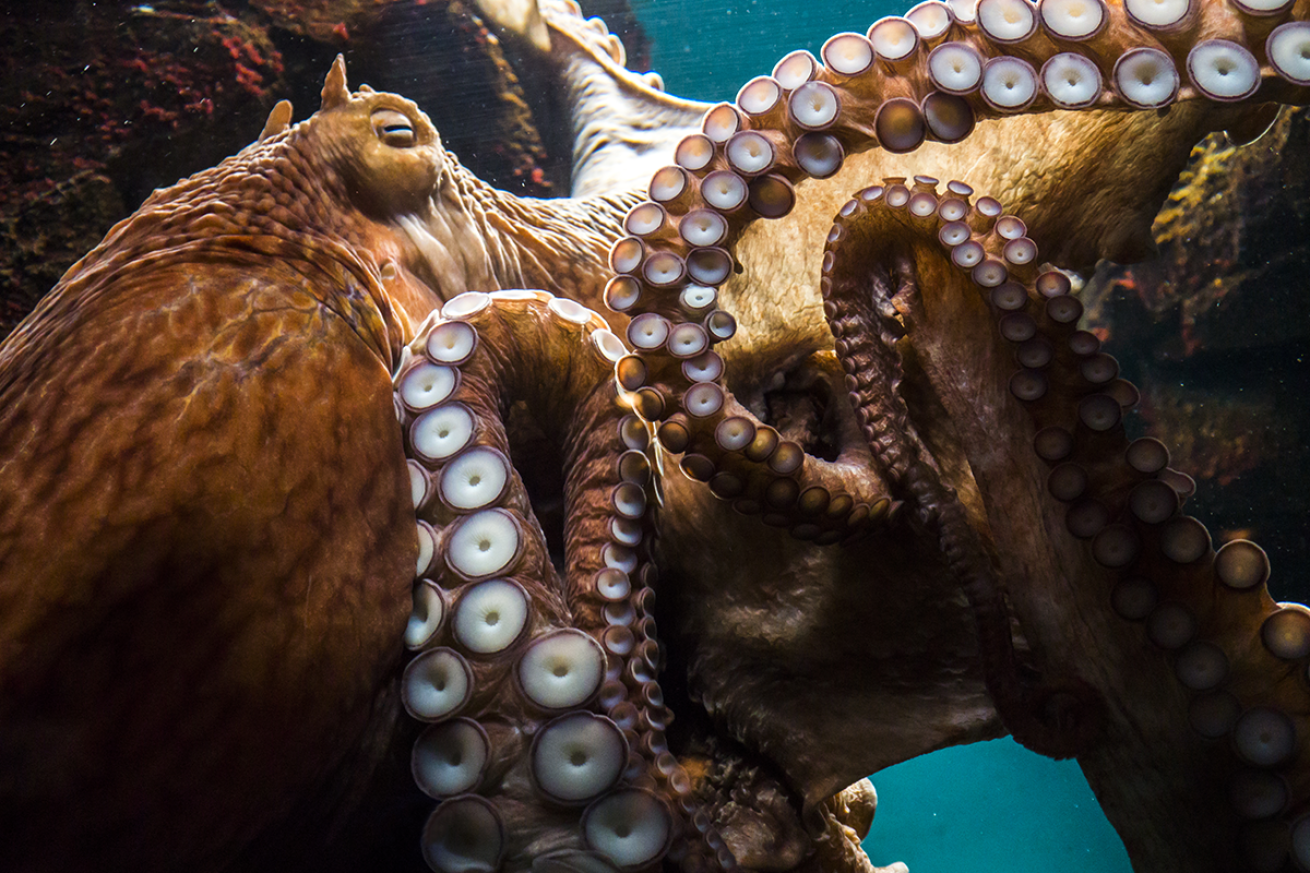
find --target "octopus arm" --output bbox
[395,292,686,871]
[589,0,1310,863]
[538,0,715,197]
[837,181,1309,872]
[394,290,873,871]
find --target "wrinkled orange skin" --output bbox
[0,67,447,871]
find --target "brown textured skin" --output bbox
[645,108,1306,873]
[0,62,438,872]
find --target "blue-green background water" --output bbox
[625,1,1134,869]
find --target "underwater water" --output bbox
[628,1,1134,869]
[863,738,1131,870]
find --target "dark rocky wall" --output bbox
[1084,108,1310,598]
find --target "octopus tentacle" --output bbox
[392,291,722,872]
[817,179,1104,759]
[603,0,1310,541]
[607,236,898,539]
[812,173,1310,867]
[596,3,1310,853]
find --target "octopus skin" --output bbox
[0,0,1309,871]
[0,57,627,872]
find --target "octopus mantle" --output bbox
[1,1,1310,872]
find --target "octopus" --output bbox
[1,0,1309,871]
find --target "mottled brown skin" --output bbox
[672,102,1263,764]
[0,61,445,872]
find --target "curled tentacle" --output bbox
[603,0,1310,538]
[821,176,1309,869]
[818,179,1104,759]
[394,290,725,871]
[607,215,899,538]
[597,7,1310,868]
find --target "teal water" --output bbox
[631,2,883,102]
[865,738,1130,870]
[626,1,1134,870]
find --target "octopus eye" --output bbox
[372,109,417,148]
